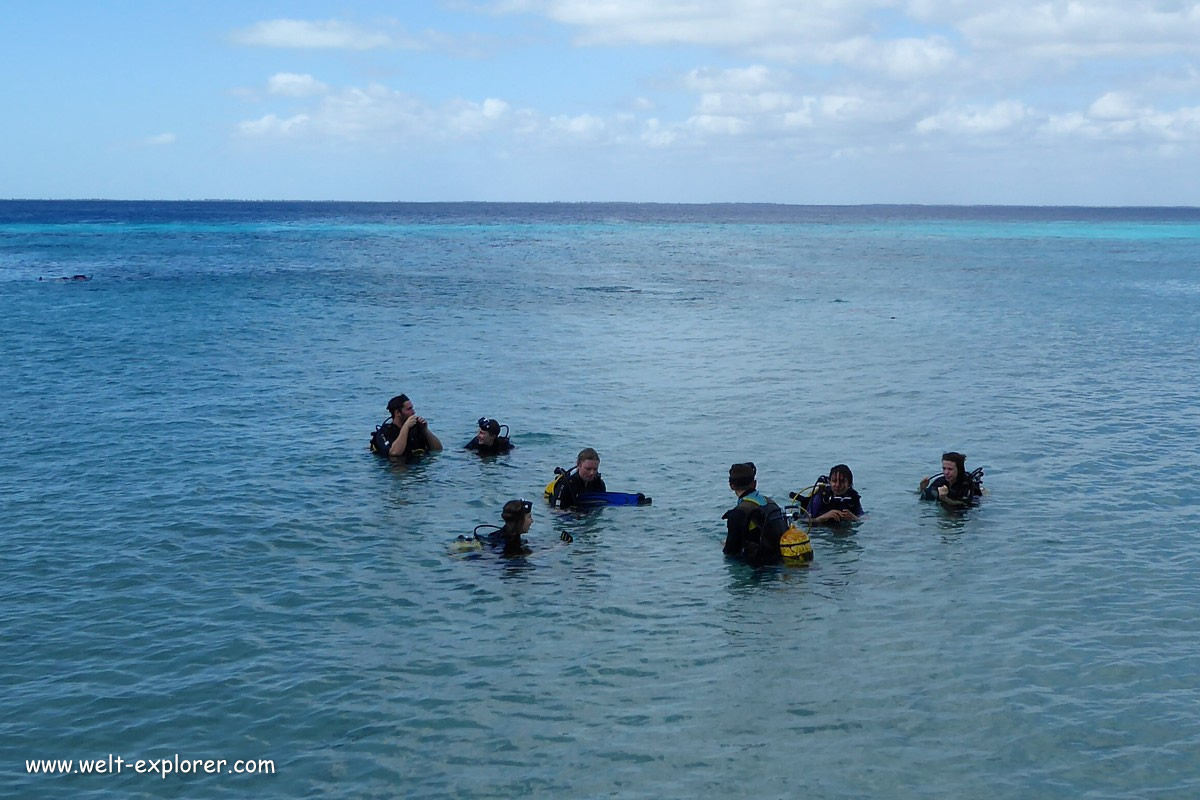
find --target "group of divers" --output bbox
[371,394,986,567]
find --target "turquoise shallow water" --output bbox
[3,202,1200,799]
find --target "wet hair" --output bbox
[387,394,410,414]
[941,452,967,480]
[501,499,533,528]
[478,417,501,436]
[829,464,853,487]
[576,447,600,465]
[728,462,757,490]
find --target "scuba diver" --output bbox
[790,464,864,524]
[723,462,811,567]
[464,417,513,455]
[455,499,572,557]
[369,394,443,459]
[546,448,607,509]
[919,451,983,506]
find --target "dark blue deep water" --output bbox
[3,201,1200,799]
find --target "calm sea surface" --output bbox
[3,201,1199,799]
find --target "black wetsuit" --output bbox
[371,420,432,459]
[805,487,864,518]
[552,472,607,509]
[477,527,531,557]
[464,437,514,455]
[722,490,786,568]
[921,475,980,504]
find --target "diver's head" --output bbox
[728,462,757,495]
[387,394,414,424]
[576,448,600,482]
[501,498,534,534]
[941,452,966,484]
[476,417,501,446]
[829,464,853,493]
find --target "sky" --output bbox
[3,1,1199,204]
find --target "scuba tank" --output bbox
[780,504,814,563]
[544,466,571,503]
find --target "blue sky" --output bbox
[3,1,1199,203]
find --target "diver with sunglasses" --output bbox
[465,417,514,455]
[457,499,572,557]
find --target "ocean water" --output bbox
[3,201,1200,799]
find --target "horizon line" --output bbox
[3,198,1199,210]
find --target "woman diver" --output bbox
[919,452,983,506]
[794,464,864,524]
[458,500,572,558]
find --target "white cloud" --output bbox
[267,73,329,97]
[953,1,1200,58]
[510,0,883,48]
[683,65,775,92]
[916,101,1030,134]
[1088,91,1140,120]
[237,113,311,137]
[817,35,958,79]
[144,133,176,146]
[497,2,959,79]
[231,19,392,50]
[819,95,867,121]
[697,91,796,115]
[550,113,606,138]
[1043,101,1200,142]
[686,114,749,136]
[633,97,655,111]
[783,107,814,128]
[237,86,524,143]
[447,98,510,135]
[641,118,677,146]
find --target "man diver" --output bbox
[465,417,513,455]
[549,448,607,509]
[370,394,443,459]
[722,462,789,567]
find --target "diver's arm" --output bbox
[388,420,415,456]
[919,476,941,500]
[935,485,968,507]
[424,428,443,451]
[722,510,746,555]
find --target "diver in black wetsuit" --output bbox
[722,462,792,568]
[474,499,534,556]
[460,499,572,557]
[919,451,983,506]
[369,394,443,459]
[464,417,513,455]
[549,448,606,509]
[796,464,864,524]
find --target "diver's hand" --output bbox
[559,530,573,543]
[919,476,931,491]
[937,485,949,499]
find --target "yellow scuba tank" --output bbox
[449,537,484,554]
[544,467,569,502]
[780,525,813,562]
[780,504,814,563]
